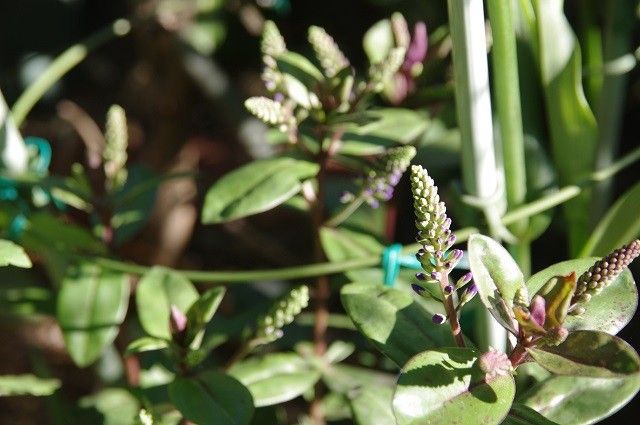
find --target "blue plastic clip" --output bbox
[382,243,422,287]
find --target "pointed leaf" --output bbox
[519,374,640,424]
[136,267,198,340]
[57,263,129,367]
[582,181,640,256]
[0,239,31,268]
[185,287,226,349]
[393,348,516,425]
[341,282,458,367]
[527,330,640,378]
[201,158,319,224]
[169,370,253,425]
[527,258,637,334]
[468,234,526,333]
[338,109,428,156]
[228,352,320,407]
[533,0,598,254]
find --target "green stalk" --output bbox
[11,18,133,126]
[578,0,604,109]
[487,0,530,276]
[447,0,507,351]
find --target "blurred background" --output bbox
[1,0,639,423]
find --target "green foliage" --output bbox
[228,352,320,407]
[0,374,60,396]
[169,371,254,425]
[0,239,31,268]
[57,262,129,367]
[392,348,516,425]
[341,282,456,366]
[468,234,527,333]
[201,157,319,224]
[136,267,198,340]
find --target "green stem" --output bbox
[86,143,640,283]
[11,18,134,126]
[324,194,364,227]
[487,0,530,276]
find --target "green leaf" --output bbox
[276,51,324,87]
[581,181,640,256]
[57,263,129,367]
[0,374,60,396]
[527,258,637,334]
[337,109,429,156]
[321,363,395,394]
[125,337,169,354]
[320,226,383,283]
[526,330,640,378]
[519,374,640,425]
[468,234,526,333]
[136,267,198,340]
[111,166,157,246]
[201,157,319,224]
[228,352,320,407]
[350,386,396,425]
[169,371,254,425]
[341,282,457,367]
[363,19,394,64]
[392,348,516,425]
[79,388,140,425]
[533,0,598,254]
[0,239,31,268]
[184,287,226,349]
[503,404,559,425]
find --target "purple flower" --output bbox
[411,284,425,295]
[432,313,446,324]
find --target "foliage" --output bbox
[1,1,639,424]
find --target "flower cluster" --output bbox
[342,146,416,208]
[409,165,475,323]
[255,285,309,344]
[571,240,640,312]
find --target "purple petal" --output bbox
[530,295,546,327]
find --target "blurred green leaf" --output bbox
[228,352,320,407]
[202,158,319,224]
[321,363,395,394]
[581,181,640,256]
[111,166,157,246]
[169,370,254,425]
[350,386,395,425]
[522,137,558,241]
[184,287,226,349]
[79,388,140,425]
[337,109,428,156]
[136,267,198,340]
[468,234,526,333]
[0,239,31,268]
[527,258,637,334]
[0,374,60,396]
[57,263,129,367]
[532,0,598,254]
[392,348,515,425]
[527,330,640,378]
[341,282,457,367]
[519,374,640,424]
[125,337,169,355]
[503,403,559,425]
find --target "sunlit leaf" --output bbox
[393,348,515,425]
